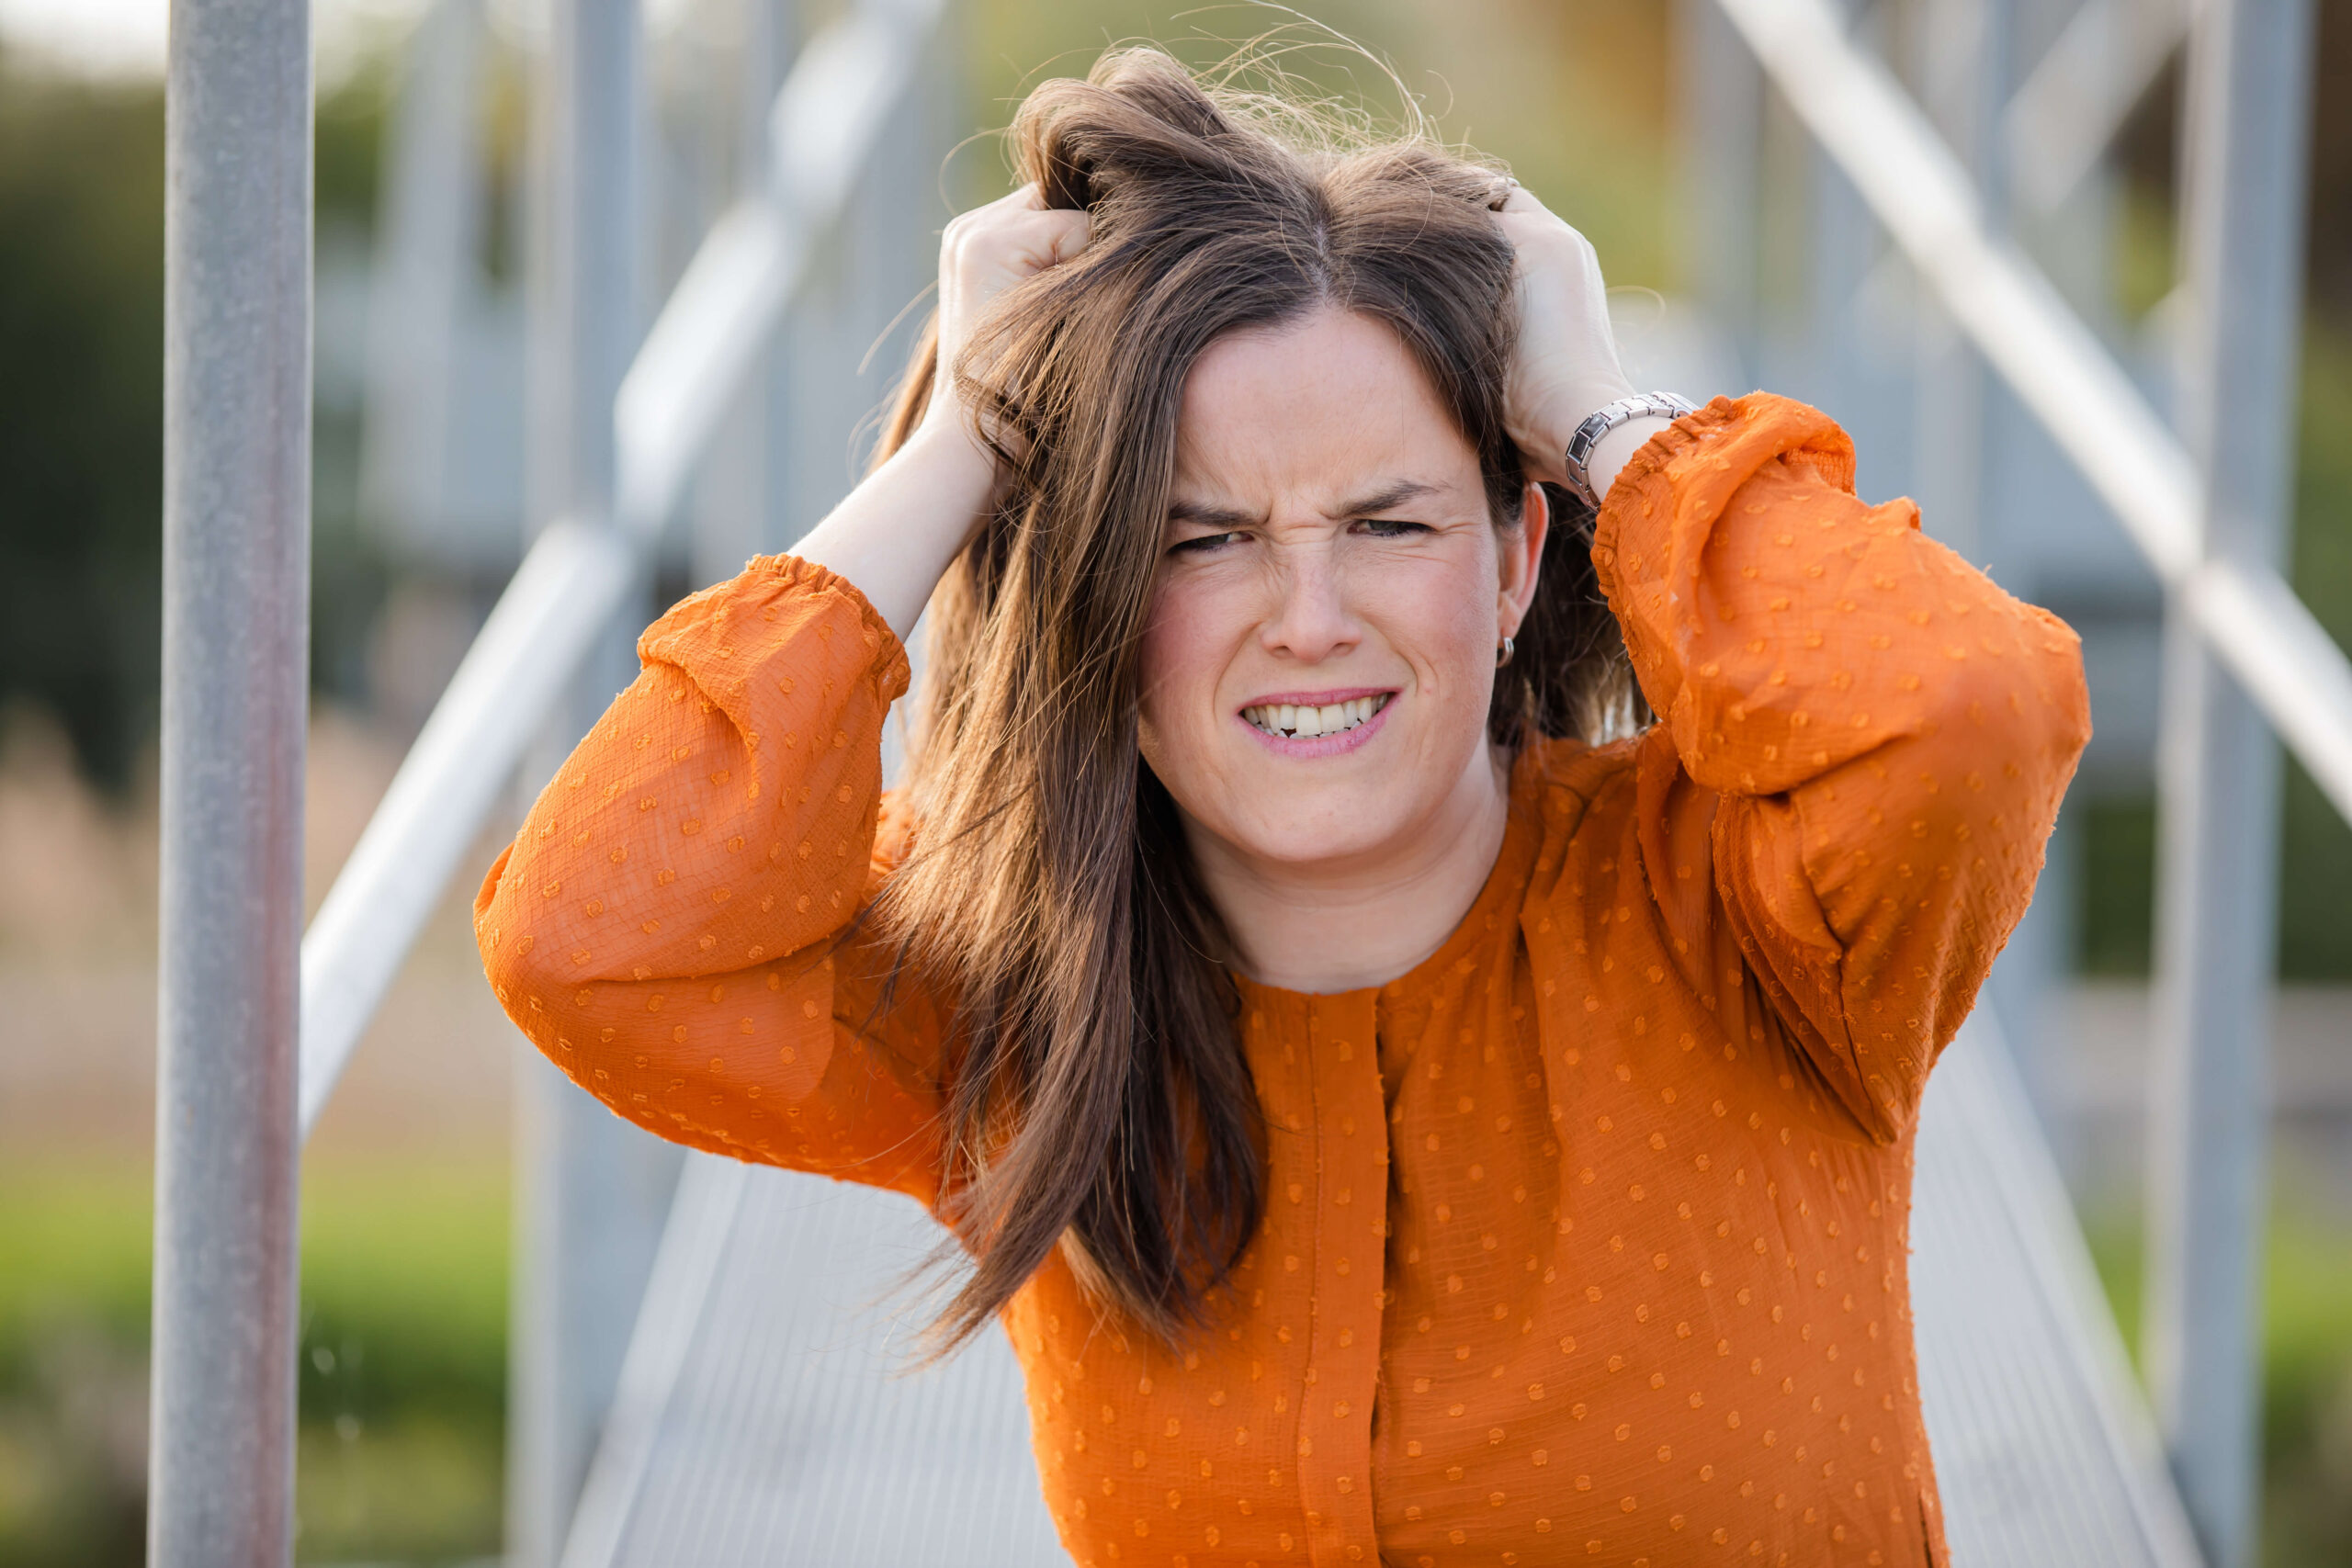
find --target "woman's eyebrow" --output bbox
[1164,479,1442,530]
[1167,497,1263,529]
[1327,479,1440,517]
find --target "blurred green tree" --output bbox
[0,67,164,792]
[0,57,382,794]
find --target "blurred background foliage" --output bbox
[0,1161,508,1566]
[0,1,2349,1564]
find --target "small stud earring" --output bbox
[1496,636,1516,669]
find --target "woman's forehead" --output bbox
[1172,306,1482,510]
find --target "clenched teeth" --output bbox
[1242,694,1391,739]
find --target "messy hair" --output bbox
[872,45,1639,1349]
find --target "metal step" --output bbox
[1910,1015,2204,1567]
[559,1158,1063,1568]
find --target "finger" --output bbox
[1043,209,1091,265]
[961,182,1045,223]
[1493,189,1597,260]
[968,186,1044,221]
[1495,186,1589,243]
[1003,207,1092,269]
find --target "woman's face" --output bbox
[1136,306,1545,880]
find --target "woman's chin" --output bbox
[1203,786,1426,872]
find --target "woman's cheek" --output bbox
[1393,564,1498,707]
[1135,578,1224,761]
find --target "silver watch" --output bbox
[1563,391,1697,505]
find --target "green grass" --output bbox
[0,1158,509,1568]
[289,1164,509,1564]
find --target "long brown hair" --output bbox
[871,46,1638,1349]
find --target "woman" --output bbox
[478,48,2088,1568]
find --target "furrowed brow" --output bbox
[1166,497,1264,530]
[1327,479,1441,518]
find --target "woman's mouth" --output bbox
[1240,693,1392,739]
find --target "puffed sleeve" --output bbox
[1591,393,2090,1139]
[474,555,949,1201]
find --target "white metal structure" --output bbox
[150,0,2340,1561]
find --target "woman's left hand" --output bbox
[1491,185,1637,489]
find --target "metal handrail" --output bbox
[1713,0,2352,829]
[295,0,946,1137]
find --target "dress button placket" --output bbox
[1297,993,1389,1566]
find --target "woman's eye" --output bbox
[1359,518,1430,538]
[1170,531,1246,555]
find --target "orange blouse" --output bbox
[476,393,2089,1568]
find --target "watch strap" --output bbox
[1563,391,1697,505]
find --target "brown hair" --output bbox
[871,46,1638,1349]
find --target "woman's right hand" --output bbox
[789,186,1090,642]
[920,183,1093,453]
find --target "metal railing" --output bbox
[1699,1,2336,1562]
[1710,0,2349,817]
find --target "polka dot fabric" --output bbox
[477,393,2090,1567]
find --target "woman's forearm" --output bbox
[796,186,1092,638]
[791,415,1001,642]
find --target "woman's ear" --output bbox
[1499,479,1550,636]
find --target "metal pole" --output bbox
[527,0,639,533]
[2144,0,2314,1562]
[360,0,486,555]
[509,1,681,1562]
[1801,0,1906,497]
[149,0,311,1561]
[1913,0,2084,1152]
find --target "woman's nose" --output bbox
[1259,550,1360,663]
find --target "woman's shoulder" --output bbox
[1508,729,1652,883]
[873,787,920,877]
[1507,728,1693,935]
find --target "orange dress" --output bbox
[476,393,2089,1568]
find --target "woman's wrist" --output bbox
[1520,376,1637,489]
[1582,414,1674,506]
[793,411,1006,639]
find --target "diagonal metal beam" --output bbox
[1713,0,2352,828]
[616,0,942,536]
